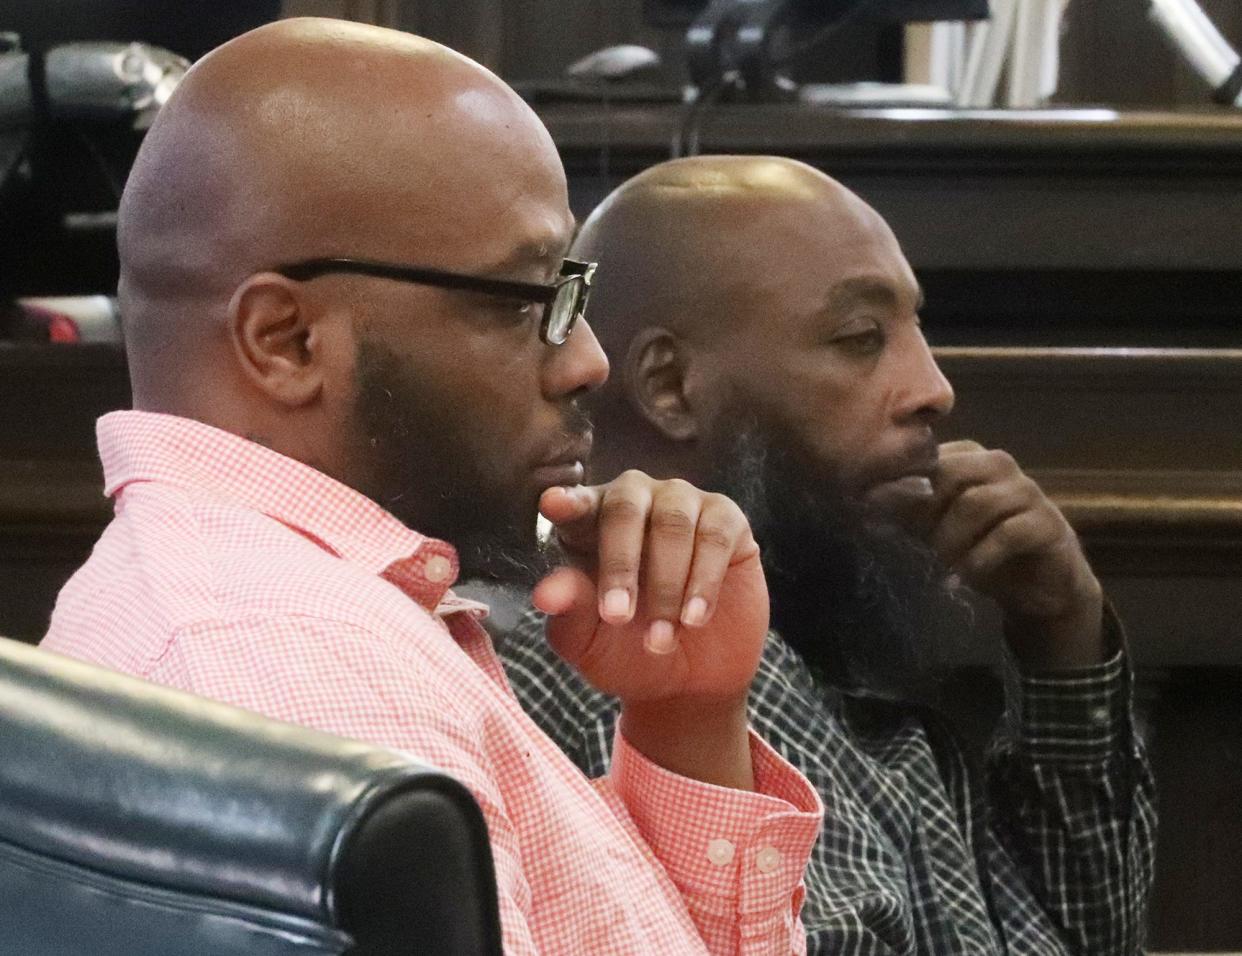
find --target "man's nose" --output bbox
[897,332,955,423]
[543,316,610,398]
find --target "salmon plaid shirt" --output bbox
[43,410,823,955]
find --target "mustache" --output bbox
[561,403,593,439]
[859,435,942,489]
[546,404,595,462]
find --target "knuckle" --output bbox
[986,448,1017,472]
[993,516,1021,547]
[695,523,734,552]
[616,468,650,488]
[650,507,696,537]
[1018,473,1046,503]
[600,556,637,579]
[662,477,697,495]
[705,492,745,523]
[599,494,644,524]
[957,483,990,516]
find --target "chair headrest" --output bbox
[0,637,458,924]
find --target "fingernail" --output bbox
[602,588,630,620]
[908,476,934,498]
[645,620,678,655]
[681,596,708,627]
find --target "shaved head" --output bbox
[115,18,608,575]
[120,18,563,411]
[573,155,880,359]
[573,155,934,488]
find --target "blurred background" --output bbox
[2,1,1241,951]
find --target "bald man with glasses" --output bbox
[43,20,822,955]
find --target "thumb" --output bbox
[532,566,600,667]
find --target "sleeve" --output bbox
[154,615,551,956]
[600,726,824,956]
[985,607,1158,955]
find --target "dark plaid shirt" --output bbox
[499,611,1156,955]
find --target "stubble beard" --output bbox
[350,336,561,588]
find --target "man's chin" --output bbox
[456,525,557,590]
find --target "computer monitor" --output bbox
[644,0,988,28]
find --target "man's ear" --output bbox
[624,326,698,441]
[229,273,325,408]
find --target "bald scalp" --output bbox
[119,17,553,402]
[572,155,873,362]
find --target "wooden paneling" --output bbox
[0,345,126,642]
[542,106,1242,346]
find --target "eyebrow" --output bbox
[477,225,575,280]
[822,276,925,316]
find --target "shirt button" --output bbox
[706,839,735,866]
[1090,706,1109,724]
[423,554,452,583]
[755,846,781,874]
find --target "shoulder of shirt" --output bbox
[117,484,442,630]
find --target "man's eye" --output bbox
[490,297,539,321]
[831,328,886,355]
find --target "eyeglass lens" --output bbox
[546,278,581,345]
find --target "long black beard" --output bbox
[709,420,977,701]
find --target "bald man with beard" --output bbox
[42,24,827,955]
[500,156,1156,954]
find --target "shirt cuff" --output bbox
[610,726,822,921]
[1016,609,1131,766]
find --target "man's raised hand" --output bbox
[532,471,768,707]
[927,440,1104,670]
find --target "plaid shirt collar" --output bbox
[97,410,486,618]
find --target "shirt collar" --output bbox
[97,410,487,616]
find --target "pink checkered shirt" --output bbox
[44,410,822,955]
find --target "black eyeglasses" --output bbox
[273,256,597,346]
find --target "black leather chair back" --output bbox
[0,637,503,955]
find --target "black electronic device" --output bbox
[646,0,987,26]
[656,0,988,100]
[0,3,280,297]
